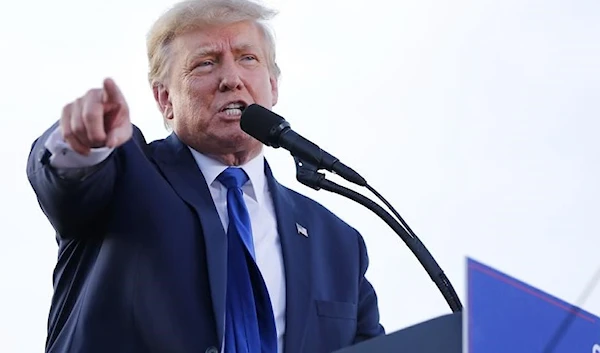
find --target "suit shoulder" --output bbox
[130,126,172,159]
[131,124,147,144]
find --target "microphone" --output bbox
[240,104,367,186]
[240,103,463,313]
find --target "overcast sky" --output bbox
[1,0,599,351]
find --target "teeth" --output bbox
[223,108,243,115]
[224,102,244,109]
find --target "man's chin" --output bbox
[218,133,261,151]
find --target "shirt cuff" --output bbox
[44,126,114,169]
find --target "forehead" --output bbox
[173,21,266,56]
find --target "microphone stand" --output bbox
[293,156,463,313]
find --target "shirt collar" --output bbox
[187,147,266,204]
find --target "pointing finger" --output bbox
[102,77,126,106]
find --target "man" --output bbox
[26,0,385,352]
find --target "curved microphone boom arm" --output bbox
[238,103,462,312]
[294,156,463,313]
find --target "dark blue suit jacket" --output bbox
[27,123,385,353]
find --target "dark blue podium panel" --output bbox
[467,258,600,353]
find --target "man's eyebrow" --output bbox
[190,45,221,58]
[232,43,261,53]
[192,43,262,56]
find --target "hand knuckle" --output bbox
[81,109,99,123]
[61,103,72,116]
[85,88,100,99]
[88,132,104,144]
[71,118,85,134]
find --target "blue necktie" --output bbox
[217,167,277,353]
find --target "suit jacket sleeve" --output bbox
[354,231,386,343]
[26,121,144,239]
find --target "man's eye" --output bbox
[193,60,214,69]
[242,55,257,61]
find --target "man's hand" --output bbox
[60,78,132,155]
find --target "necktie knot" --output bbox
[217,167,249,190]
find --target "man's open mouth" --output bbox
[220,101,247,115]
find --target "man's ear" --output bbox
[270,75,279,107]
[153,82,173,120]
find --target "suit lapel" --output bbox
[152,137,312,351]
[153,134,227,345]
[265,163,312,353]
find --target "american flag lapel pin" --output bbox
[296,223,308,237]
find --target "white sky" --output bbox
[1,0,599,351]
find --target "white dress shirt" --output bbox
[188,148,287,353]
[44,127,287,352]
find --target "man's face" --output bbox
[157,20,278,157]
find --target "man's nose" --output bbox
[218,59,244,92]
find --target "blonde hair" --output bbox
[146,0,281,88]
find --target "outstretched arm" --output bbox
[26,78,133,239]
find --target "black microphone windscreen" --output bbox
[240,104,285,144]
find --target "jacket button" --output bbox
[205,347,219,353]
